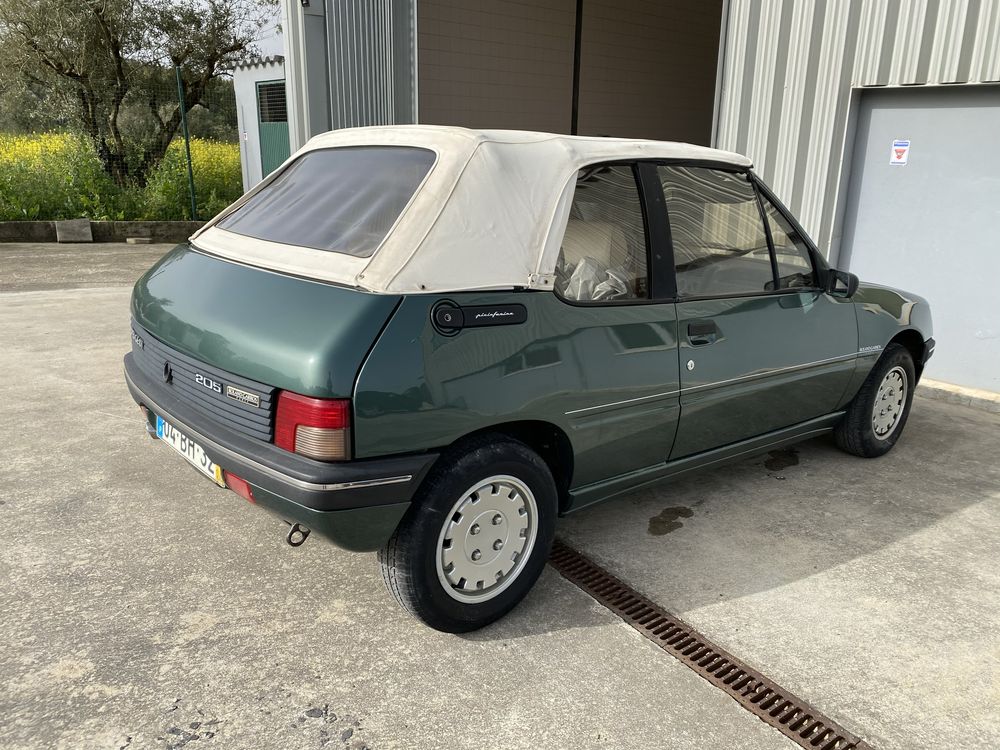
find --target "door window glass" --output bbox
[658,166,773,297]
[760,196,817,289]
[555,165,648,303]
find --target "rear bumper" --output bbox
[124,353,437,551]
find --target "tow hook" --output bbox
[285,522,311,547]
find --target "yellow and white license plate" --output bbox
[155,415,225,487]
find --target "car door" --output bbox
[549,163,682,491]
[655,165,858,459]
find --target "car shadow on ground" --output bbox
[467,396,999,639]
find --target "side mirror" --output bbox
[825,269,859,298]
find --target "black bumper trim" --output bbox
[124,353,437,511]
[923,337,936,363]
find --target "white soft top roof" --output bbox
[192,125,752,294]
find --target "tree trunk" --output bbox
[135,106,186,188]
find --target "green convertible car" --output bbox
[125,126,934,632]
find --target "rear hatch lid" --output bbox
[131,244,401,400]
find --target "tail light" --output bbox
[274,391,351,461]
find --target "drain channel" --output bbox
[549,539,873,750]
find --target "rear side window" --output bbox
[555,165,649,303]
[658,166,772,297]
[217,146,435,257]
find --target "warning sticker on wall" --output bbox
[890,139,910,166]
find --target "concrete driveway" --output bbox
[1,244,998,750]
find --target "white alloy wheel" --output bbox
[872,365,907,440]
[435,475,538,603]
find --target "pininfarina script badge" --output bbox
[464,304,527,327]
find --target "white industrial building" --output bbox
[718,1,1000,393]
[237,0,1000,392]
[233,56,291,191]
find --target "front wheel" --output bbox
[835,343,916,458]
[378,436,557,632]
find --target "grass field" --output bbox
[0,133,242,221]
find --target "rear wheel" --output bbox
[378,436,557,632]
[835,343,916,458]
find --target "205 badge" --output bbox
[194,373,223,393]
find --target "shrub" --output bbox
[141,138,243,220]
[0,133,242,221]
[0,133,126,220]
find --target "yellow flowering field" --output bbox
[143,138,244,220]
[0,132,242,221]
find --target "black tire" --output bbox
[378,435,557,633]
[835,343,916,458]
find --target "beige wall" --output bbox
[417,0,576,132]
[576,0,722,143]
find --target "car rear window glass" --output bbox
[217,146,435,257]
[658,167,774,297]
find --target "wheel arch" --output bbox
[889,328,927,381]
[442,420,575,514]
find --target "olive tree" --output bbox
[0,0,275,186]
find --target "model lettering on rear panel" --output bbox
[194,373,223,393]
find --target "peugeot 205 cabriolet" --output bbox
[125,126,934,632]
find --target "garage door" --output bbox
[839,86,1000,393]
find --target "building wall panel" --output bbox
[716,0,1000,258]
[327,0,416,130]
[577,0,722,143]
[417,0,576,132]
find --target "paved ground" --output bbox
[1,244,998,749]
[0,242,180,292]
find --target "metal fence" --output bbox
[0,67,241,222]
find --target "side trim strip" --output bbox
[125,367,412,493]
[565,353,857,414]
[565,389,681,416]
[682,352,857,395]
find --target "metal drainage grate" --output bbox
[549,539,873,750]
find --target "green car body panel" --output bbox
[355,283,931,513]
[127,243,932,551]
[131,245,401,398]
[671,291,859,457]
[354,291,682,489]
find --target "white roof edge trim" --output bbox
[534,173,579,289]
[193,226,369,287]
[358,142,482,292]
[187,126,755,294]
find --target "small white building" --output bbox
[233,56,290,192]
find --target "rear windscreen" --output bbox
[217,146,435,257]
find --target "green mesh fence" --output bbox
[0,68,242,222]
